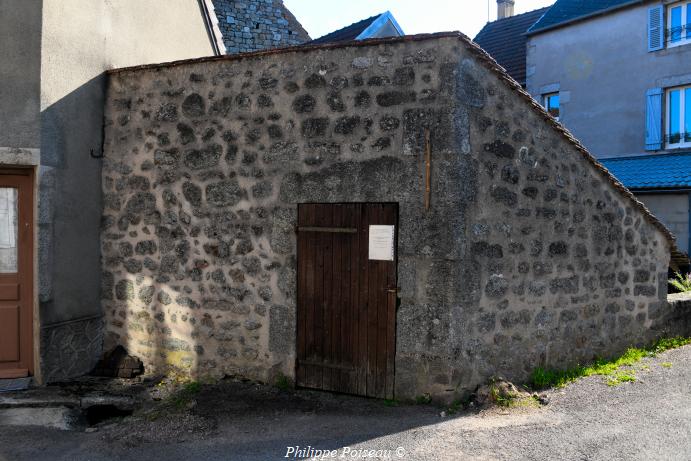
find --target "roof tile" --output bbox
[601,152,691,190]
[310,14,382,45]
[528,0,636,34]
[473,7,550,86]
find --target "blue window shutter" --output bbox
[648,5,664,51]
[645,88,663,151]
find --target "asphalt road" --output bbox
[2,345,691,461]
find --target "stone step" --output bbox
[0,406,84,431]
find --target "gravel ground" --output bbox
[2,345,691,461]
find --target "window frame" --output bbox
[543,92,560,121]
[665,85,691,149]
[667,1,691,48]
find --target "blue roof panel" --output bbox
[600,152,691,190]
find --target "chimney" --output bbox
[497,0,515,19]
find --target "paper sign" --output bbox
[368,225,395,261]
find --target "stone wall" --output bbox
[102,34,677,400]
[427,52,675,398]
[212,0,310,54]
[658,293,691,338]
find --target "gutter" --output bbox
[527,0,646,36]
[198,0,226,56]
[629,188,691,193]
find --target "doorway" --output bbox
[296,203,398,399]
[0,170,34,378]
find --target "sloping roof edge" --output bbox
[356,11,405,40]
[473,6,551,86]
[527,0,643,35]
[475,5,551,39]
[278,0,311,42]
[105,31,682,261]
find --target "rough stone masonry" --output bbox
[101,33,680,401]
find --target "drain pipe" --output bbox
[198,0,226,56]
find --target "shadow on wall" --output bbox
[39,73,107,382]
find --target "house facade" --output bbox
[524,0,691,259]
[0,0,221,383]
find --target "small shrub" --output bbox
[669,272,691,293]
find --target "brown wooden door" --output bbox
[296,203,397,399]
[0,170,34,379]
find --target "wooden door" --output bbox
[296,203,397,399]
[0,170,34,379]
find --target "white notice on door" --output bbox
[368,225,395,261]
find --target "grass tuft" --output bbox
[530,336,691,389]
[274,374,291,391]
[415,394,432,405]
[171,381,201,408]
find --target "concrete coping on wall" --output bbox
[103,30,684,264]
[668,292,691,305]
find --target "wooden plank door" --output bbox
[297,203,397,399]
[0,170,34,379]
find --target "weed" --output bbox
[171,381,201,409]
[383,399,398,407]
[669,272,691,293]
[530,336,691,389]
[650,337,691,353]
[274,374,291,391]
[606,370,636,386]
[489,385,513,407]
[446,399,463,415]
[415,394,432,405]
[489,385,540,408]
[661,362,673,368]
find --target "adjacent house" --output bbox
[102,32,682,401]
[526,0,691,264]
[474,0,690,266]
[0,0,222,383]
[310,11,405,45]
[211,0,311,54]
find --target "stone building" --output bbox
[211,0,310,54]
[101,32,684,401]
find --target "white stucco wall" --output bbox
[37,0,217,380]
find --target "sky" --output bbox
[283,0,554,40]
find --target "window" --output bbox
[544,93,560,120]
[667,2,691,47]
[666,86,691,148]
